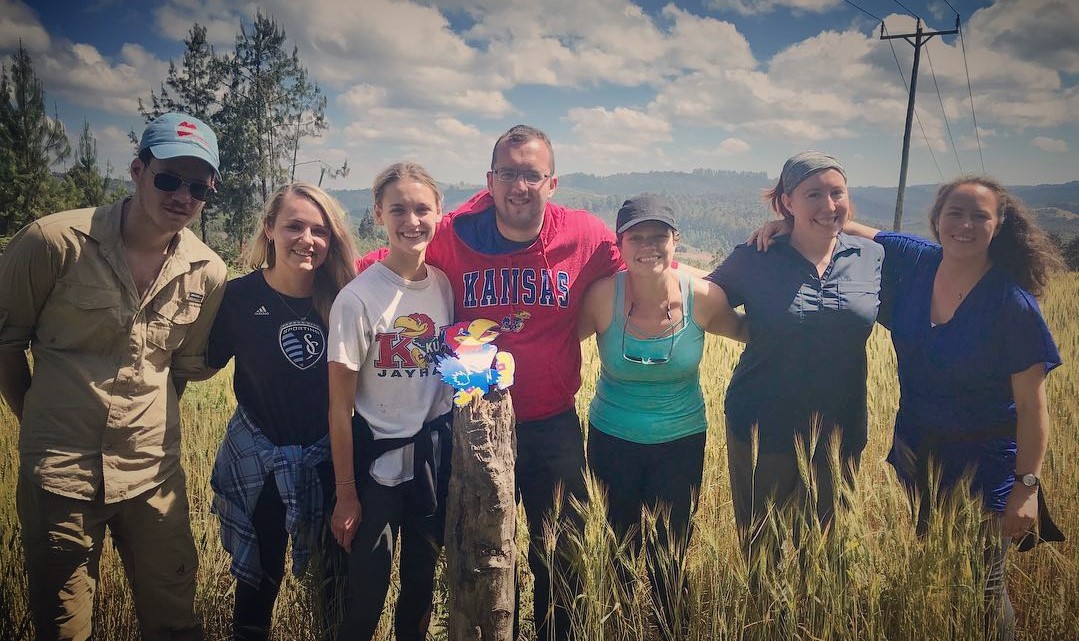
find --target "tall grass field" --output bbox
[1,274,1077,640]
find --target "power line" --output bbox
[958,22,986,173]
[881,17,958,229]
[843,0,883,22]
[924,43,963,174]
[883,27,945,183]
[940,0,961,15]
[892,0,921,19]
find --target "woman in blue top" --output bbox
[708,152,883,554]
[755,175,1062,640]
[578,194,746,635]
[847,177,1060,641]
[208,183,358,641]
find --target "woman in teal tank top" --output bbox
[578,195,746,636]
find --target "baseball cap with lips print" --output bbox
[138,112,221,179]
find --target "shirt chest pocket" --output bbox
[39,283,122,352]
[147,298,202,352]
[838,280,880,318]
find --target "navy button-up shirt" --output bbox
[707,233,883,454]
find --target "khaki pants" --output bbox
[17,468,202,641]
[725,426,861,554]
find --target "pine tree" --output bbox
[136,23,227,242]
[220,12,327,210]
[65,120,108,208]
[138,24,226,121]
[0,44,72,235]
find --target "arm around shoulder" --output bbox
[695,279,747,342]
[841,220,883,241]
[578,275,615,340]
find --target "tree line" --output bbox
[0,45,123,240]
[0,13,345,263]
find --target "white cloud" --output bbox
[705,0,842,17]
[154,1,239,45]
[967,0,1079,75]
[1031,136,1069,153]
[338,85,389,112]
[38,42,169,114]
[717,138,751,154]
[568,106,672,145]
[0,0,50,51]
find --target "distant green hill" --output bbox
[330,173,1079,260]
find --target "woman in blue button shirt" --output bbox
[707,152,883,554]
[578,194,746,635]
[754,175,1062,640]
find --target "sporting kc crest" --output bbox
[279,320,325,370]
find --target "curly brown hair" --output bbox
[928,175,1063,296]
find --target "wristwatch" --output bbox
[1016,473,1040,488]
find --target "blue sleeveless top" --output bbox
[589,270,707,444]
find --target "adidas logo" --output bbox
[254,306,270,316]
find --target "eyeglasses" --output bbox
[491,168,550,187]
[621,308,677,365]
[149,167,216,202]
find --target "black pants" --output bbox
[515,409,588,641]
[587,426,705,637]
[234,471,342,641]
[338,478,445,641]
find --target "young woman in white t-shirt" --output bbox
[326,162,454,641]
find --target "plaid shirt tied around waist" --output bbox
[211,405,331,586]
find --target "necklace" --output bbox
[626,301,674,339]
[264,271,314,321]
[272,287,313,321]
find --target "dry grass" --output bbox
[1,274,1077,640]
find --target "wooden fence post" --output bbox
[445,389,517,641]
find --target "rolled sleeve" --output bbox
[0,222,58,351]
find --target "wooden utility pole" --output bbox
[445,390,517,641]
[882,16,959,230]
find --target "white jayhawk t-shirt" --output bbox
[328,261,453,486]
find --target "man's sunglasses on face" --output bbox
[149,167,216,202]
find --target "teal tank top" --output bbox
[588,270,707,444]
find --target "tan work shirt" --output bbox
[0,200,227,503]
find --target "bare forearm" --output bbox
[1012,364,1050,478]
[1014,402,1050,478]
[328,362,360,498]
[841,220,883,240]
[0,350,31,421]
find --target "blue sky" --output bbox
[4,0,1077,190]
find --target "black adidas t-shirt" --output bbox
[208,270,329,446]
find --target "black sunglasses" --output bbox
[149,167,216,202]
[621,303,677,365]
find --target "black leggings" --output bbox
[233,472,342,641]
[337,479,445,641]
[233,479,288,641]
[587,426,706,637]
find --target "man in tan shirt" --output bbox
[0,112,227,641]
